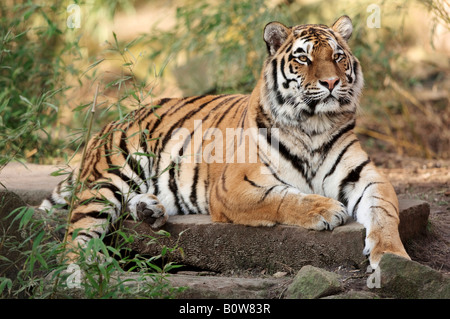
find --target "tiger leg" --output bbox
[210,165,348,230]
[346,174,410,268]
[64,184,167,262]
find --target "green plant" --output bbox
[0,204,185,299]
[0,0,83,166]
[146,0,294,95]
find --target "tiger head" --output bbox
[261,16,363,129]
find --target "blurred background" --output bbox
[0,0,449,167]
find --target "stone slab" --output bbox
[124,198,429,273]
[0,163,66,205]
[126,215,367,272]
[398,199,430,241]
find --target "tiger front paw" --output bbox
[128,194,168,228]
[280,193,348,230]
[305,195,348,231]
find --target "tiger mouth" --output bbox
[303,94,351,114]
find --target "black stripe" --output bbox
[351,182,383,219]
[136,97,172,122]
[372,195,398,214]
[167,95,207,117]
[76,230,103,239]
[184,95,240,161]
[370,205,397,219]
[148,96,205,159]
[338,159,371,206]
[257,115,312,189]
[214,96,246,128]
[189,165,201,213]
[103,130,142,195]
[315,120,355,154]
[284,42,293,54]
[352,60,359,85]
[119,132,147,192]
[304,98,319,114]
[71,210,111,223]
[244,175,263,188]
[221,165,229,192]
[277,137,312,190]
[261,185,281,202]
[154,95,226,196]
[280,56,297,89]
[322,139,358,185]
[94,182,124,207]
[168,165,189,214]
[271,59,285,105]
[162,95,230,213]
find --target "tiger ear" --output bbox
[264,22,290,56]
[332,15,353,41]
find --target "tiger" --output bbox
[40,15,410,268]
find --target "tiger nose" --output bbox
[319,78,339,91]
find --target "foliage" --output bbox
[0,0,80,167]
[0,205,185,298]
[147,0,294,94]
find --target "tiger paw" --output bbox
[364,231,411,268]
[301,195,348,231]
[128,194,168,228]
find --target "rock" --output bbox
[0,163,65,205]
[379,253,450,299]
[273,271,288,278]
[398,200,430,241]
[286,265,342,299]
[125,215,367,273]
[44,270,289,299]
[322,290,380,299]
[124,198,430,273]
[168,274,289,299]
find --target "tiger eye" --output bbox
[299,56,308,62]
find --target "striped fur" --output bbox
[40,16,409,267]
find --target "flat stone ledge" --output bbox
[126,216,366,273]
[125,198,429,273]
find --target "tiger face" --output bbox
[262,16,363,128]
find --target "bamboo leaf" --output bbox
[80,58,105,79]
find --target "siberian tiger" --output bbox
[40,16,410,267]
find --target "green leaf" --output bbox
[80,58,105,79]
[19,207,34,228]
[32,230,45,252]
[0,277,12,295]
